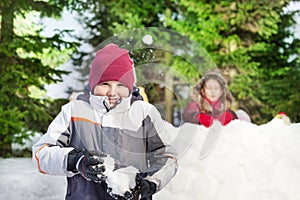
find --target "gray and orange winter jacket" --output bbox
[32,93,178,200]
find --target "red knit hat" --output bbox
[89,43,135,92]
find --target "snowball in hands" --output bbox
[98,155,139,197]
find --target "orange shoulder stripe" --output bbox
[71,117,102,126]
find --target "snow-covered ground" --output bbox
[0,158,66,200]
[1,117,300,200]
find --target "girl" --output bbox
[183,70,237,127]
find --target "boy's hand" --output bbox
[67,149,107,182]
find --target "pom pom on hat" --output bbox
[89,43,135,92]
[274,111,291,125]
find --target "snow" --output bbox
[1,118,300,200]
[0,158,66,200]
[101,156,139,196]
[155,118,300,200]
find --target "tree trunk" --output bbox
[0,143,12,157]
[164,68,174,123]
[0,1,14,43]
[163,8,174,124]
[0,1,14,156]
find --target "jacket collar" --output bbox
[89,92,131,114]
[204,97,221,110]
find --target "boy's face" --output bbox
[203,79,223,102]
[93,81,130,108]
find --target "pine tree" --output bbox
[0,0,77,157]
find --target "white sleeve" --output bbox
[147,104,179,191]
[32,102,76,177]
[148,104,179,145]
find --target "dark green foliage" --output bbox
[0,0,78,157]
[231,4,300,123]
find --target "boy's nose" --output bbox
[107,86,117,96]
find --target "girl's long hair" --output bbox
[192,70,233,117]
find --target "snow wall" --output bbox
[155,118,300,200]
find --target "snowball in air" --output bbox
[142,34,153,45]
